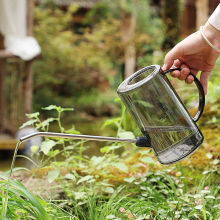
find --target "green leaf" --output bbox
[103,187,114,194]
[91,156,104,166]
[65,145,75,150]
[118,131,135,139]
[102,117,121,128]
[139,149,151,155]
[74,192,86,200]
[66,126,80,134]
[20,119,38,128]
[205,195,215,199]
[60,107,74,111]
[42,105,74,112]
[77,175,93,184]
[140,157,154,164]
[42,105,58,111]
[106,215,116,219]
[64,173,76,181]
[26,112,40,119]
[100,145,122,153]
[114,162,128,173]
[48,169,60,183]
[41,140,57,155]
[213,159,219,165]
[195,205,203,210]
[124,176,135,183]
[30,145,39,154]
[47,149,60,157]
[41,118,56,127]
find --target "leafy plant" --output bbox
[1,103,220,219]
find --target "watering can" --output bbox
[20,65,205,165]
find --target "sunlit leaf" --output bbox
[26,112,40,119]
[140,157,154,164]
[74,192,86,200]
[42,105,58,111]
[102,117,121,128]
[41,118,56,127]
[91,156,105,166]
[103,187,114,194]
[194,205,203,210]
[48,169,60,183]
[124,177,135,183]
[201,190,210,194]
[64,174,76,181]
[30,145,39,154]
[20,119,38,128]
[60,107,74,111]
[212,159,219,165]
[77,175,93,184]
[100,145,122,153]
[114,162,128,173]
[106,215,116,219]
[47,149,60,157]
[66,126,80,134]
[41,140,57,155]
[139,149,150,155]
[118,131,135,139]
[205,195,215,199]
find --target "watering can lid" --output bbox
[117,64,161,93]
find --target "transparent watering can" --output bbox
[117,65,205,164]
[20,65,205,165]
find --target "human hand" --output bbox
[162,22,220,94]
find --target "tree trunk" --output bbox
[22,0,34,116]
[0,33,7,133]
[121,10,137,79]
[162,0,180,50]
[181,0,196,37]
[23,60,33,114]
[196,0,209,29]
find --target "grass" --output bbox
[0,173,75,219]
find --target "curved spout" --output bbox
[20,132,137,144]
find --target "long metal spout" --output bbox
[20,132,137,144]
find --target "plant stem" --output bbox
[202,197,207,220]
[179,162,187,193]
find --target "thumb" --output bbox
[163,44,183,71]
[200,71,211,95]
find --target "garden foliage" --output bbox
[1,103,219,219]
[33,0,162,111]
[1,1,220,219]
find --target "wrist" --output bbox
[203,22,220,50]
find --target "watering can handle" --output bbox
[164,68,205,122]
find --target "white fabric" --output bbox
[209,3,220,31]
[0,0,41,60]
[5,35,41,60]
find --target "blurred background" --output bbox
[0,0,219,169]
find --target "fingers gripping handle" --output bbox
[164,68,205,122]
